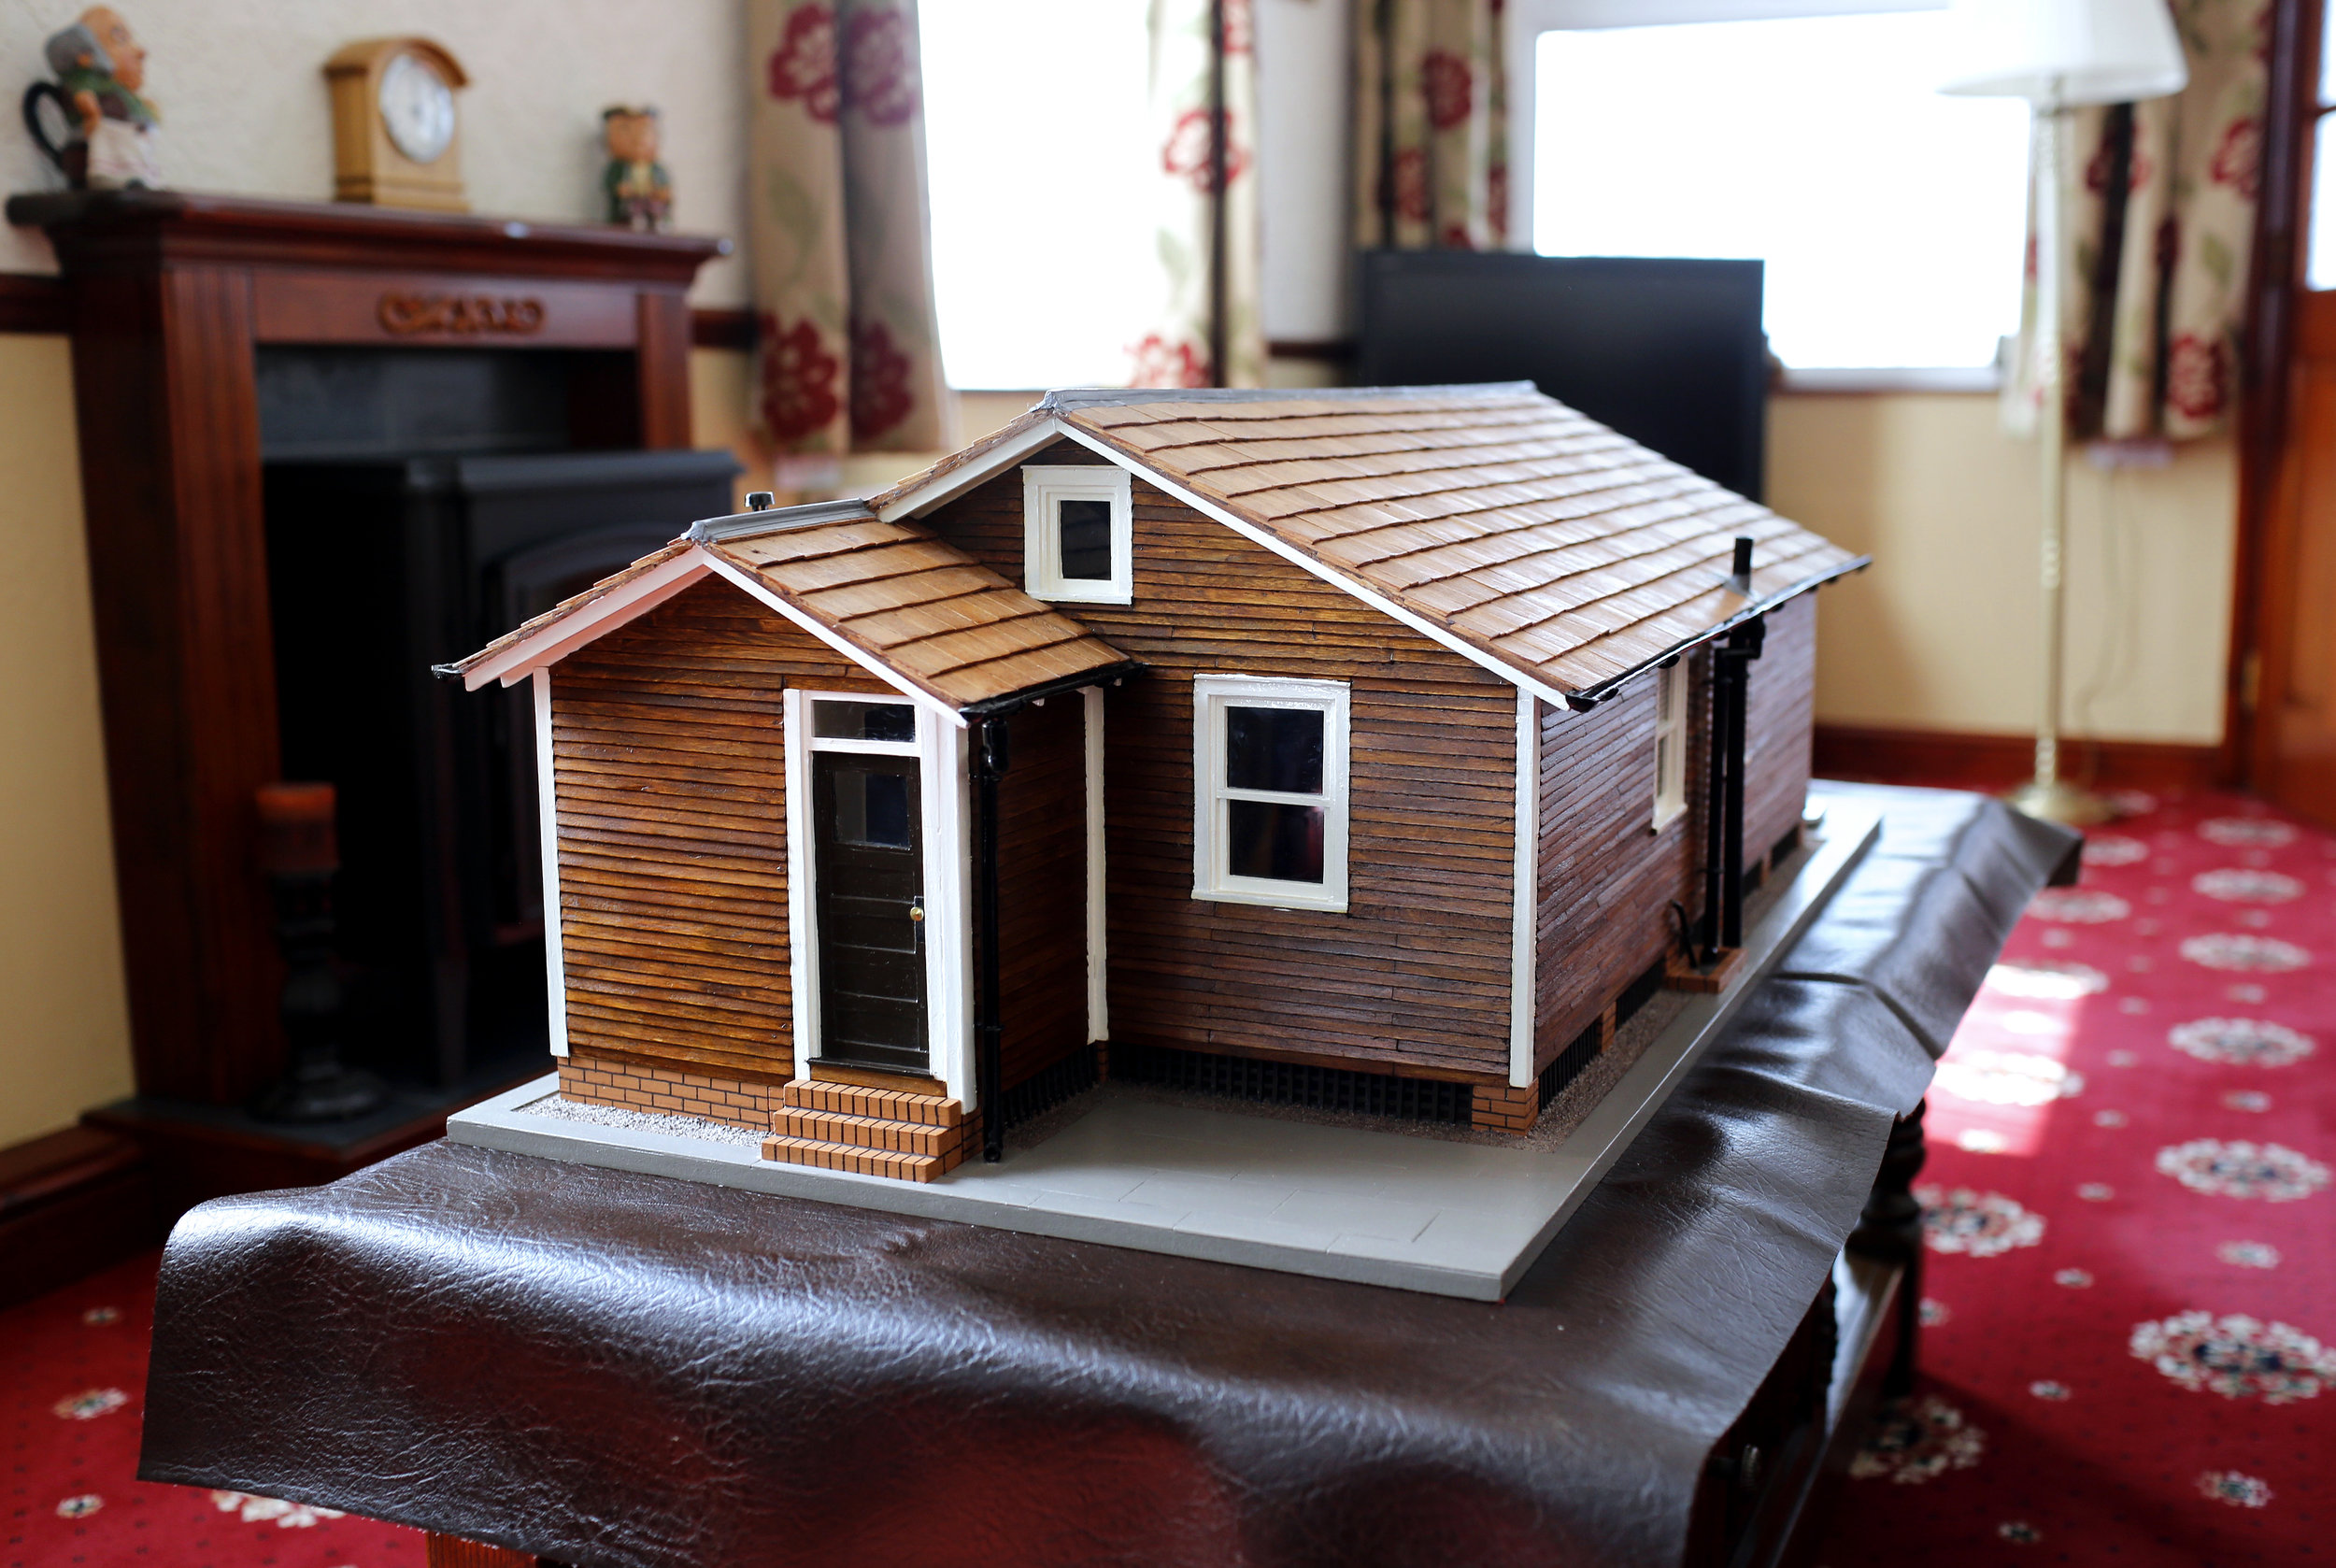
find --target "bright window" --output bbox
[1022,465,1134,604]
[1652,663,1688,830]
[1532,9,2031,369]
[919,0,1153,389]
[1191,675,1350,912]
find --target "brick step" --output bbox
[761,1133,946,1183]
[780,1078,961,1127]
[772,1106,961,1158]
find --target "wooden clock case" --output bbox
[324,38,469,212]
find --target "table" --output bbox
[138,784,2076,1568]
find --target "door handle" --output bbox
[909,894,926,949]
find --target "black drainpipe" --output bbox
[1701,539,1767,965]
[973,716,1010,1161]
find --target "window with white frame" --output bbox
[1192,675,1350,912]
[1651,662,1688,831]
[1523,0,2031,373]
[1022,465,1133,604]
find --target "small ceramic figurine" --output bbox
[22,7,161,190]
[601,106,672,233]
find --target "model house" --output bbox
[442,383,1862,1180]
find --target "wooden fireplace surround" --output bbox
[5,188,730,1109]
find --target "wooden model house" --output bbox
[444,384,1863,1181]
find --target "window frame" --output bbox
[1190,674,1351,913]
[1022,464,1134,605]
[1650,661,1688,831]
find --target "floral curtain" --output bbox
[1352,0,1507,251]
[2008,0,2269,443]
[748,0,948,463]
[1130,0,1265,388]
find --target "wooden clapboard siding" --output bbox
[1533,660,1708,1069]
[991,696,1090,1089]
[1743,593,1816,863]
[551,576,887,1082]
[921,440,1518,1084]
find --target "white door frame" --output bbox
[782,689,974,1106]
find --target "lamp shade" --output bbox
[1937,0,2187,107]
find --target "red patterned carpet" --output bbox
[7,789,2329,1566]
[1815,790,2334,1565]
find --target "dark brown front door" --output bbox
[811,751,928,1072]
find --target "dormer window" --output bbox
[1023,464,1133,604]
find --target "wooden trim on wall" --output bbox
[691,306,754,351]
[1815,723,2221,796]
[0,272,68,333]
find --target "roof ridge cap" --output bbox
[686,497,876,544]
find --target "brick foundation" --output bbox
[1471,1081,1539,1134]
[557,1050,776,1132]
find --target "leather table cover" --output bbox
[139,786,2076,1568]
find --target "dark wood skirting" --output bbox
[0,271,68,334]
[1814,722,2221,794]
[0,1126,159,1309]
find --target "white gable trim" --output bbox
[463,549,710,691]
[1048,423,1576,713]
[697,553,968,727]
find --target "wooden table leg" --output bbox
[1847,1097,1928,1397]
[425,1532,563,1568]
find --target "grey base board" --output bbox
[450,796,1882,1300]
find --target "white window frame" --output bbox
[783,689,975,1107]
[1651,662,1688,832]
[1022,464,1133,605]
[1191,674,1350,913]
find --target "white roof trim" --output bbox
[463,549,711,691]
[877,415,1067,521]
[1047,423,1575,713]
[697,553,969,728]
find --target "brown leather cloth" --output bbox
[140,786,2075,1568]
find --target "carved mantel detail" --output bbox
[377,292,546,335]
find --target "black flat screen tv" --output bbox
[1352,251,1769,503]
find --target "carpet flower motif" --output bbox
[1916,1186,2044,1256]
[2193,867,2303,903]
[2223,1090,2273,1112]
[2081,834,2149,866]
[2217,1240,2281,1268]
[2155,1139,2329,1202]
[51,1388,126,1419]
[54,1494,102,1518]
[1847,1394,1985,1483]
[1986,961,2109,999]
[2168,1018,2315,1066]
[210,1490,347,1528]
[2055,1268,2093,1287]
[2129,1311,2336,1403]
[2200,817,2297,847]
[2180,934,2309,972]
[2028,1379,2071,1400]
[1934,1049,2084,1107]
[79,1305,119,1326]
[1998,1520,2042,1543]
[2027,889,2131,923]
[2198,1470,2273,1506]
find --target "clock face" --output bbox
[378,51,455,164]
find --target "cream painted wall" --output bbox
[0,334,133,1147]
[1773,392,2237,747]
[0,0,749,304]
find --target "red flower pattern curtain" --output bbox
[2008,0,2269,442]
[1131,0,1265,388]
[1353,0,1508,251]
[748,0,948,461]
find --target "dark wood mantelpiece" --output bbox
[7,188,730,1110]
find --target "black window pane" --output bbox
[1058,498,1114,580]
[1227,800,1325,883]
[834,767,914,848]
[1225,706,1323,793]
[814,700,917,742]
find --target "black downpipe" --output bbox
[1701,649,1728,967]
[1702,539,1767,965]
[974,717,1009,1161]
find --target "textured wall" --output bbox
[1773,392,2237,747]
[0,334,133,1147]
[0,0,749,304]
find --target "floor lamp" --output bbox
[1940,0,2187,827]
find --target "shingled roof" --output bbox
[438,501,1132,715]
[871,384,1864,706]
